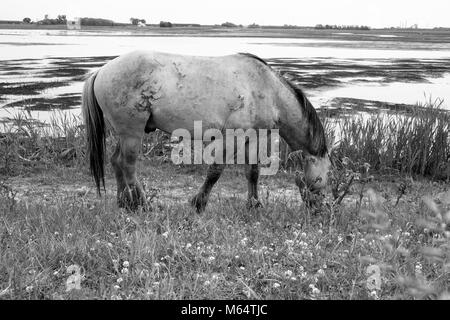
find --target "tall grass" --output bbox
[1,100,449,180]
[281,100,449,180]
[323,101,450,180]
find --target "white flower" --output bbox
[116,277,123,283]
[204,280,211,286]
[309,284,320,296]
[284,270,293,278]
[153,262,161,268]
[317,269,325,276]
[162,231,169,238]
[273,282,280,289]
[185,243,192,249]
[121,267,129,274]
[25,285,34,293]
[113,285,120,290]
[415,263,423,275]
[240,237,248,245]
[368,290,379,300]
[123,261,130,268]
[208,256,215,263]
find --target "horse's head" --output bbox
[303,153,331,192]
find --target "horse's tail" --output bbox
[82,71,105,195]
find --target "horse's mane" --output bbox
[239,52,328,157]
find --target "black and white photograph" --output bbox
[0,0,449,304]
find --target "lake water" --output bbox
[1,28,450,124]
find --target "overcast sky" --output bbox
[1,0,449,28]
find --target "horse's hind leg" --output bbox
[117,136,147,210]
[191,163,225,212]
[245,164,263,209]
[111,143,127,205]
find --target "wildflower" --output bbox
[207,256,215,263]
[337,235,343,242]
[116,277,123,283]
[368,290,379,300]
[285,239,294,246]
[67,233,73,238]
[239,266,246,271]
[54,231,59,236]
[185,243,192,249]
[153,262,160,268]
[125,217,131,223]
[107,242,113,248]
[240,237,248,245]
[317,269,325,276]
[415,262,423,276]
[121,267,129,274]
[162,231,169,238]
[25,285,34,293]
[284,270,293,278]
[317,229,323,235]
[342,157,350,166]
[290,277,297,281]
[243,288,252,298]
[113,285,120,290]
[204,280,211,286]
[123,261,130,268]
[273,282,280,289]
[309,284,320,296]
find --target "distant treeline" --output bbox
[315,24,370,30]
[80,18,115,26]
[0,20,21,24]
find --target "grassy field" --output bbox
[0,103,449,300]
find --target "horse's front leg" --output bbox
[245,163,263,209]
[116,136,147,210]
[191,163,225,212]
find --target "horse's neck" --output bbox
[277,90,312,153]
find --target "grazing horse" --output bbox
[82,50,330,211]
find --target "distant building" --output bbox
[67,18,81,30]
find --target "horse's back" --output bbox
[93,50,284,136]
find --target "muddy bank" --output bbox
[0,56,115,111]
[268,57,450,89]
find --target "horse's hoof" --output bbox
[247,197,263,210]
[190,194,207,213]
[118,185,147,211]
